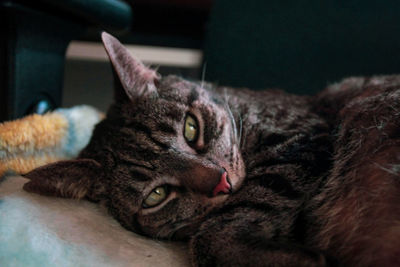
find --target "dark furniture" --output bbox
[82,0,212,49]
[0,0,131,121]
[4,0,400,121]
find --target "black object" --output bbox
[82,0,211,49]
[0,0,131,121]
[204,0,400,94]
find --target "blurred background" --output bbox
[63,0,210,111]
[2,0,400,120]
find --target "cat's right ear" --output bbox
[101,32,160,102]
[22,159,105,201]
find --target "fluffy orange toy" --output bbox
[0,105,103,177]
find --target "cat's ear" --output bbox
[22,159,105,201]
[101,32,160,102]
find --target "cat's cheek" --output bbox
[228,168,246,193]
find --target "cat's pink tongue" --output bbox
[213,171,231,196]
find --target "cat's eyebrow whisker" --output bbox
[151,65,161,73]
[200,62,207,89]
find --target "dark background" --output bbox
[6,0,399,113]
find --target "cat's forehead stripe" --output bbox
[125,121,170,151]
[129,169,152,182]
[159,81,191,104]
[117,156,156,171]
[188,86,199,105]
[157,122,176,134]
[157,100,185,122]
[199,105,221,144]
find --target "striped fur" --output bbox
[23,34,400,266]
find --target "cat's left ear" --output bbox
[101,32,160,101]
[22,159,105,201]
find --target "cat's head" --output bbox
[23,32,245,239]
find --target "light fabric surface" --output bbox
[0,175,189,267]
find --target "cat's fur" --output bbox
[22,33,400,266]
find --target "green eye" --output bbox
[184,114,198,143]
[143,186,169,208]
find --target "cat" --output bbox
[22,32,400,266]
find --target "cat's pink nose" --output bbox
[213,171,232,196]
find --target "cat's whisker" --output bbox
[222,88,239,145]
[226,103,238,145]
[170,222,191,239]
[156,221,191,241]
[200,62,207,89]
[155,225,171,240]
[238,113,243,148]
[241,126,248,150]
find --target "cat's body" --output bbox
[307,76,400,266]
[82,82,332,265]
[23,33,400,266]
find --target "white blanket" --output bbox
[0,175,189,267]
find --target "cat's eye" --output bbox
[143,186,169,208]
[184,114,198,143]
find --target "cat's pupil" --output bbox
[154,188,162,195]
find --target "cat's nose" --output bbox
[212,171,232,196]
[182,165,230,197]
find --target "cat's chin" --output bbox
[170,193,236,240]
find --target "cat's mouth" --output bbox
[212,170,232,196]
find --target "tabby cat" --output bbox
[23,32,400,266]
